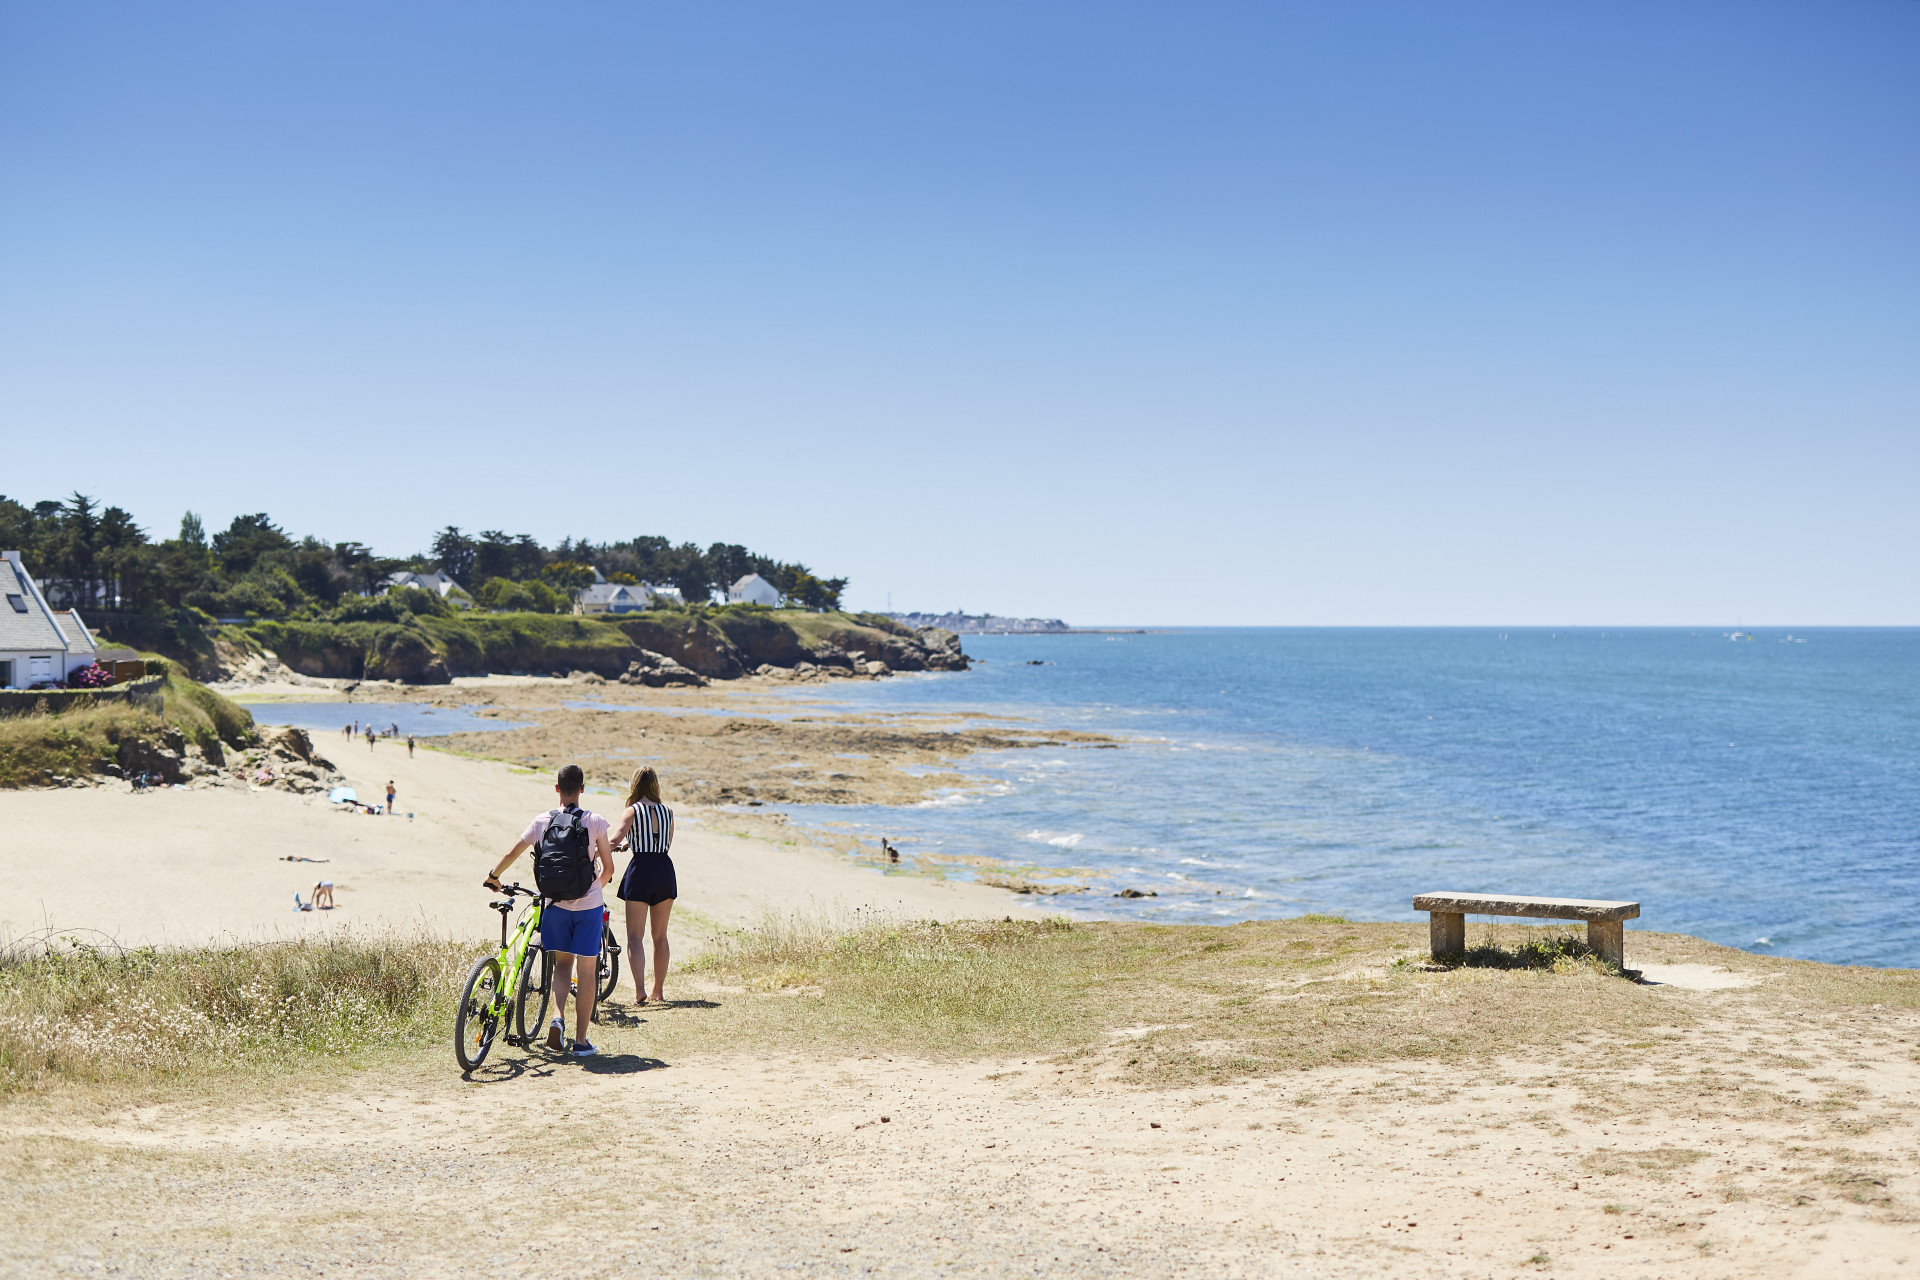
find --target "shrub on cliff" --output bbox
[0,663,254,788]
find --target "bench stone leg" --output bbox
[1587,919,1624,970]
[1429,911,1465,964]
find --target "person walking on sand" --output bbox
[485,764,614,1057]
[608,766,676,1006]
[406,734,415,757]
[386,780,396,814]
[366,725,376,750]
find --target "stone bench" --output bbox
[1412,892,1640,970]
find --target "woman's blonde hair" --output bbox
[625,766,662,807]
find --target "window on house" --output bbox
[5,594,24,613]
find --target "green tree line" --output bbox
[0,493,846,621]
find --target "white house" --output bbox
[574,583,649,615]
[727,573,782,607]
[1,550,101,688]
[384,570,471,606]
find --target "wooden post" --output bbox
[1587,919,1624,970]
[1429,911,1465,964]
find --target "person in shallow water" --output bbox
[608,766,677,1005]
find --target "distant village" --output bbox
[885,612,1071,635]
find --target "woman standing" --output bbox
[609,766,676,1005]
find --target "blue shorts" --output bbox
[540,904,603,958]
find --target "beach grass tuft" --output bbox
[0,933,469,1094]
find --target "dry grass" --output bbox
[8,916,1916,1105]
[0,933,469,1095]
[671,914,1691,1082]
[0,701,153,787]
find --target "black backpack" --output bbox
[532,805,594,901]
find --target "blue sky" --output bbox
[2,2,1914,624]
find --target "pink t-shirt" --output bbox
[520,807,612,911]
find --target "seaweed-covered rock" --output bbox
[618,651,709,688]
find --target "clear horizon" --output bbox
[3,3,1914,626]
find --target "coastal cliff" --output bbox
[109,608,968,686]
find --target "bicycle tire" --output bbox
[454,956,503,1072]
[514,946,550,1045]
[597,924,620,1004]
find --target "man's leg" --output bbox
[548,951,573,1048]
[572,953,596,1043]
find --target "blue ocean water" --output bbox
[771,629,1919,969]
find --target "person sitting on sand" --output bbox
[485,764,615,1058]
[607,766,677,1006]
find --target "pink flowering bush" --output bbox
[66,663,114,689]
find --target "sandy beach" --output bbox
[2,718,1045,953]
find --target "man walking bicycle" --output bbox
[485,764,614,1057]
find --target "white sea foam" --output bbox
[1047,833,1083,848]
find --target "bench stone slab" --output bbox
[1412,893,1639,922]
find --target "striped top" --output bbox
[627,801,675,855]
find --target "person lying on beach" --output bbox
[485,764,615,1057]
[608,766,677,1006]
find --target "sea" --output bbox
[764,628,1919,970]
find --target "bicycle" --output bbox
[597,909,622,1005]
[453,881,554,1071]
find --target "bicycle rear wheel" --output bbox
[597,924,621,1004]
[514,946,550,1044]
[454,956,503,1072]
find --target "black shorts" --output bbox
[617,853,677,906]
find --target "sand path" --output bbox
[6,994,1916,1278]
[1,740,1040,952]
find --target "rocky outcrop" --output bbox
[619,651,709,688]
[711,613,812,669]
[116,729,189,786]
[238,726,345,793]
[364,630,451,684]
[913,627,968,671]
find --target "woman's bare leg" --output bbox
[649,899,674,1002]
[624,899,651,1002]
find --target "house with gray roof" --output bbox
[2,551,100,688]
[575,582,653,614]
[384,569,471,605]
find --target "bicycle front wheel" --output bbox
[454,956,503,1072]
[597,924,621,1004]
[514,946,550,1044]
